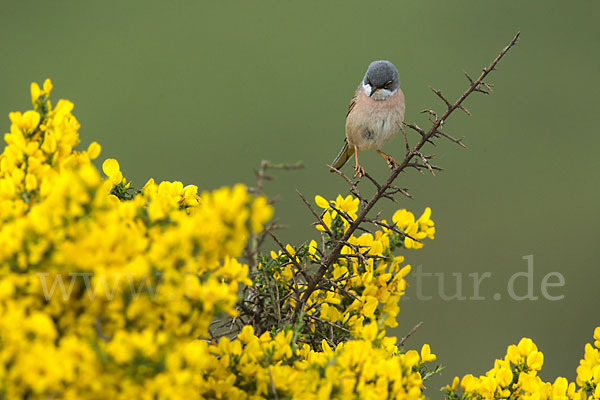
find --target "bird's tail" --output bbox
[330,140,355,172]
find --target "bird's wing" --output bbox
[346,84,362,117]
[346,94,358,117]
[330,85,362,172]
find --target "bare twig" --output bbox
[253,160,305,194]
[433,129,467,148]
[305,313,351,334]
[399,321,424,347]
[317,278,362,303]
[266,362,279,400]
[296,190,335,239]
[362,218,421,242]
[404,121,426,136]
[400,125,410,153]
[328,165,366,205]
[326,202,355,226]
[431,87,452,110]
[385,185,413,199]
[414,151,436,176]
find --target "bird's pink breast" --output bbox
[345,88,405,151]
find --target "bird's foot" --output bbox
[385,155,399,170]
[353,165,365,178]
[376,149,399,170]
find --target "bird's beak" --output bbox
[369,86,378,97]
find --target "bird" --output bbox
[331,60,405,178]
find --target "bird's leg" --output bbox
[376,149,399,169]
[353,145,365,178]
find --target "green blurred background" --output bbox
[2,0,599,394]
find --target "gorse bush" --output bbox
[0,80,271,398]
[0,80,438,398]
[444,332,600,400]
[0,79,598,398]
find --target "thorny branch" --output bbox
[292,32,520,322]
[235,33,519,344]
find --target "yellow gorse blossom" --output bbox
[315,194,359,234]
[294,194,434,337]
[0,80,273,398]
[390,207,435,249]
[102,158,124,185]
[204,325,433,400]
[445,328,600,400]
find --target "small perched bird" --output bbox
[331,60,405,178]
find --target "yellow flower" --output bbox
[238,325,255,344]
[527,350,544,371]
[181,184,199,206]
[392,209,414,229]
[315,194,329,209]
[334,194,359,219]
[416,207,435,239]
[41,131,57,154]
[577,364,592,384]
[445,376,459,392]
[250,195,273,232]
[272,330,294,360]
[391,208,434,249]
[316,211,332,232]
[404,350,420,368]
[420,344,436,362]
[43,78,53,95]
[87,141,101,159]
[495,362,513,387]
[314,194,359,228]
[359,321,377,342]
[25,174,37,191]
[506,344,521,364]
[13,110,41,136]
[361,295,378,319]
[30,79,53,104]
[551,377,569,400]
[517,337,537,357]
[31,82,41,103]
[102,158,123,185]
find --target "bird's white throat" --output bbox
[362,82,397,100]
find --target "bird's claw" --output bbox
[353,165,365,178]
[386,156,399,170]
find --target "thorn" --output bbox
[431,87,452,109]
[458,105,472,116]
[463,70,475,86]
[403,122,426,136]
[420,108,439,121]
[481,82,494,93]
[435,129,467,149]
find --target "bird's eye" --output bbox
[384,80,392,88]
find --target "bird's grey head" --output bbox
[362,60,400,100]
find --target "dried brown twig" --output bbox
[398,321,424,347]
[251,160,305,195]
